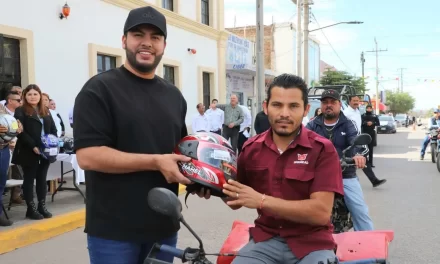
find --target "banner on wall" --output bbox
[226,34,253,65]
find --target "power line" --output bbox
[397,68,406,92]
[310,12,353,73]
[365,38,388,114]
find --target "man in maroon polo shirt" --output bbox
[221,74,344,263]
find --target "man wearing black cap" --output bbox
[74,6,191,264]
[306,89,374,232]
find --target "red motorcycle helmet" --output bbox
[174,132,237,205]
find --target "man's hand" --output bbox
[353,155,366,169]
[17,120,23,134]
[228,123,234,128]
[222,179,262,209]
[367,121,373,126]
[9,141,16,149]
[156,154,192,185]
[0,125,7,133]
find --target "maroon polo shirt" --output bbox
[237,126,344,259]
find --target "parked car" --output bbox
[378,115,397,134]
[394,114,408,127]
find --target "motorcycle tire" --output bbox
[432,144,437,163]
[437,153,440,173]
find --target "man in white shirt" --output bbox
[344,95,386,187]
[237,104,252,153]
[205,99,224,135]
[191,103,210,133]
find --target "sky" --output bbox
[224,0,440,110]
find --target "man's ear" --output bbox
[122,35,127,49]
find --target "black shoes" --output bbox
[373,179,387,188]
[37,200,52,218]
[25,200,44,220]
[0,215,13,226]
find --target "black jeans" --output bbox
[222,125,240,153]
[22,158,50,201]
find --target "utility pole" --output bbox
[361,52,365,78]
[366,38,387,114]
[398,68,406,92]
[296,0,302,77]
[256,0,265,112]
[302,0,311,85]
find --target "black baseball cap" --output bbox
[123,6,167,39]
[320,89,340,101]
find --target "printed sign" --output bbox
[227,34,253,65]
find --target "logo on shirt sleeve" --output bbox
[294,153,309,164]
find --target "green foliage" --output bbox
[320,69,367,94]
[384,90,416,114]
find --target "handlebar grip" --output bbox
[158,245,185,260]
[342,158,355,165]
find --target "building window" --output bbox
[162,0,174,11]
[0,35,21,89]
[97,54,116,74]
[202,72,211,107]
[163,65,175,85]
[201,0,210,26]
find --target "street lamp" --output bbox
[309,21,363,32]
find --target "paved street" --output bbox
[1,126,439,264]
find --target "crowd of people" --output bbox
[0,84,67,226]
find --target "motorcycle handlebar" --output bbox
[158,245,185,260]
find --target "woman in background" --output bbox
[12,85,57,220]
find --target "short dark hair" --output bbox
[196,103,203,109]
[349,95,360,102]
[212,99,218,103]
[266,74,308,109]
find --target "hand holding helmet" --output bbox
[156,154,192,185]
[0,114,20,143]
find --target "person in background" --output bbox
[254,100,270,135]
[344,96,386,187]
[420,109,440,160]
[205,99,224,135]
[41,93,63,138]
[49,99,65,137]
[307,90,374,231]
[237,104,252,154]
[0,85,22,106]
[5,91,25,205]
[222,94,244,153]
[361,105,387,187]
[412,115,417,131]
[12,84,57,220]
[192,103,209,133]
[0,92,23,226]
[310,108,321,121]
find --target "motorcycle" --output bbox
[332,133,371,234]
[425,125,439,164]
[143,134,394,264]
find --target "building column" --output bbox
[217,31,228,104]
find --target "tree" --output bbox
[384,90,416,114]
[320,69,367,94]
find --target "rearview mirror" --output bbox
[352,133,372,146]
[148,188,183,222]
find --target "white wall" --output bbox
[273,22,320,85]
[0,0,218,133]
[179,0,197,21]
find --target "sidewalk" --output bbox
[0,178,186,255]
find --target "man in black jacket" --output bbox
[306,90,374,231]
[361,105,380,166]
[254,100,270,134]
[361,105,387,187]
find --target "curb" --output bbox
[0,184,187,255]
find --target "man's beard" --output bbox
[323,112,337,120]
[126,48,163,74]
[273,128,298,138]
[366,111,372,115]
